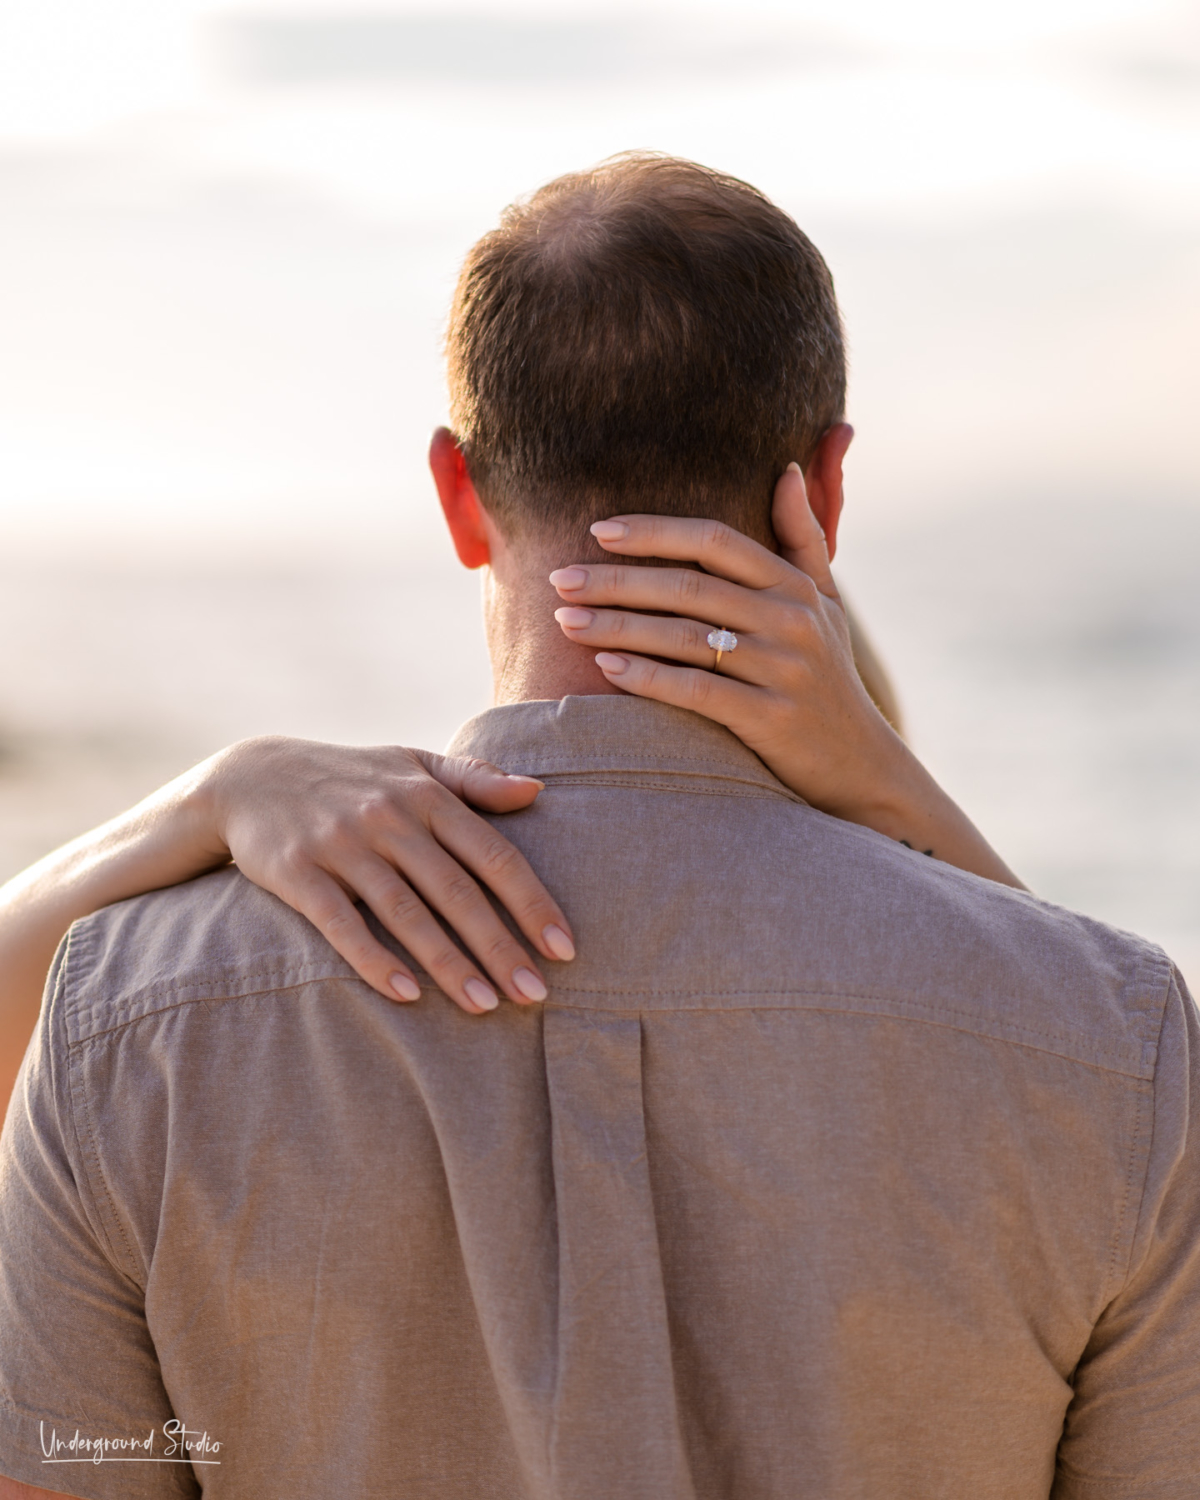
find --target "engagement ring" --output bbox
[707,628,738,669]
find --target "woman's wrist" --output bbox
[195,736,311,865]
[808,716,927,830]
[171,747,238,869]
[810,728,1027,890]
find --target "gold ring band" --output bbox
[706,627,739,672]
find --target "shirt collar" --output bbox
[446,696,805,803]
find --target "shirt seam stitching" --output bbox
[69,977,1152,1079]
[1105,1077,1151,1306]
[76,1065,142,1287]
[540,987,1148,1063]
[62,929,144,1288]
[1053,1452,1200,1488]
[71,968,1156,1051]
[1107,963,1178,1301]
[491,753,774,768]
[65,962,356,1042]
[530,777,802,801]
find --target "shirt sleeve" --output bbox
[1053,964,1200,1498]
[0,933,198,1500]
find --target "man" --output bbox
[2,154,1199,1499]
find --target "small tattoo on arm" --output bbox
[899,840,935,857]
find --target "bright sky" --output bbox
[0,0,1187,142]
[0,0,1197,553]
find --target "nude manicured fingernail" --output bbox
[390,973,421,1001]
[555,607,595,629]
[464,978,499,1012]
[505,774,545,788]
[549,567,588,590]
[787,461,802,474]
[590,521,629,542]
[512,966,548,1002]
[595,652,629,675]
[543,923,576,961]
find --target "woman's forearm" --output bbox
[0,760,229,1114]
[829,735,1027,891]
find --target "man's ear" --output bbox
[429,427,491,570]
[802,422,854,562]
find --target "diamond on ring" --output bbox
[707,628,738,671]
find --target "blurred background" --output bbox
[0,0,1197,983]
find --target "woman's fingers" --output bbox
[588,514,792,589]
[592,650,761,725]
[555,604,763,681]
[421,751,547,815]
[550,467,838,642]
[278,864,427,1006]
[281,858,511,1016]
[423,787,576,963]
[411,757,575,963]
[217,739,575,1015]
[279,833,548,1016]
[584,467,838,601]
[770,463,839,601]
[372,831,550,1006]
[345,849,546,1014]
[550,562,781,632]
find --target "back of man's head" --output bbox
[446,152,845,550]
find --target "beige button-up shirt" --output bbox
[2,697,1198,1499]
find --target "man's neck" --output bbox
[483,563,624,705]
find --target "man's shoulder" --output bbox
[530,783,1175,1080]
[56,867,352,1045]
[764,808,1176,1079]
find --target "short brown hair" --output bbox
[446,152,846,549]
